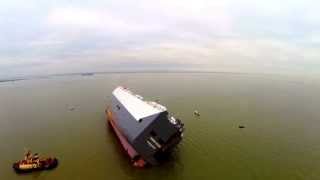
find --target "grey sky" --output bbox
[0,0,319,78]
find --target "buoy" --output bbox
[194,110,200,116]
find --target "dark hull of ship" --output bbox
[106,108,183,167]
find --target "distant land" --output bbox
[0,70,315,84]
[0,71,252,83]
[81,72,95,76]
[0,78,26,83]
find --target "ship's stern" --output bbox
[132,111,184,165]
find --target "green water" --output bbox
[1,73,320,180]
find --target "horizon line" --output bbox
[0,70,316,83]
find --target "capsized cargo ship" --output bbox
[106,87,184,167]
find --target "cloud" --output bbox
[48,8,104,28]
[0,0,320,79]
[46,7,165,36]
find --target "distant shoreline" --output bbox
[0,70,317,84]
[0,71,260,83]
[0,78,26,83]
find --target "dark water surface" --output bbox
[1,73,320,180]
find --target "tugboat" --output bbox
[12,150,58,173]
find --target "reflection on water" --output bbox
[1,73,320,180]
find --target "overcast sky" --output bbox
[0,0,319,78]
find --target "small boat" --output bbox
[81,72,94,76]
[194,110,200,116]
[12,150,58,173]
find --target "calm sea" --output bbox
[1,73,320,180]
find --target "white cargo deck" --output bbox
[112,87,167,121]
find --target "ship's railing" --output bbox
[169,116,184,132]
[118,86,167,112]
[119,86,133,94]
[146,101,167,111]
